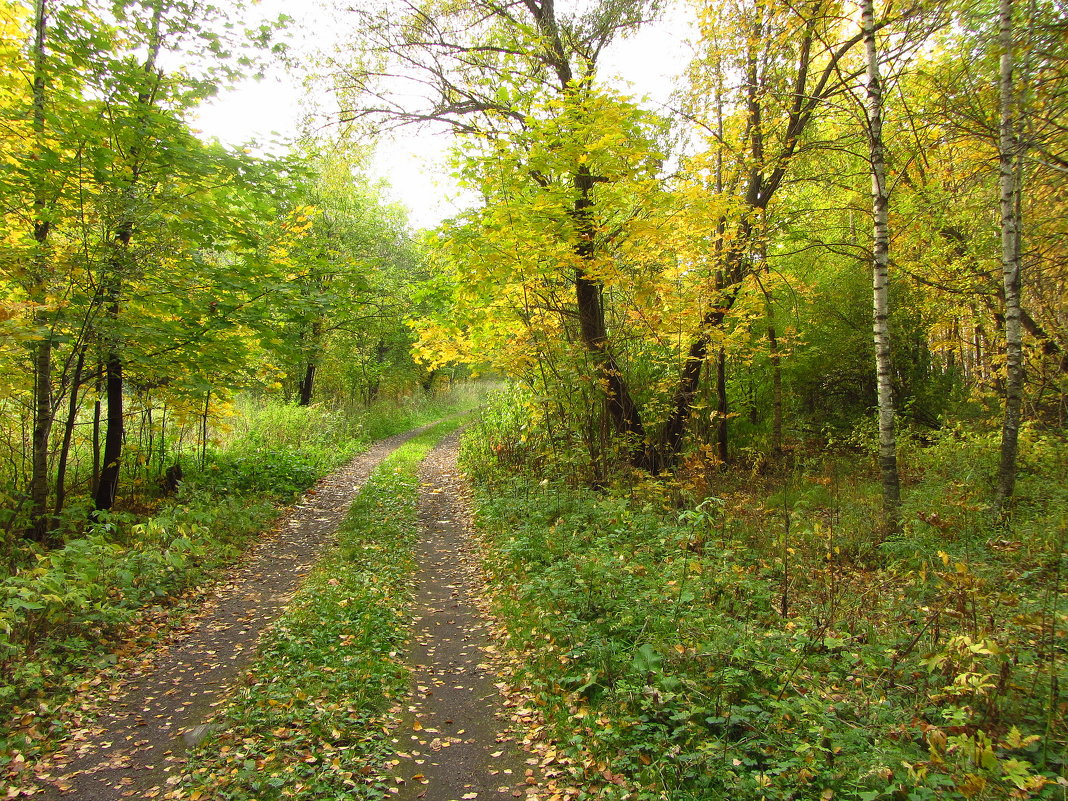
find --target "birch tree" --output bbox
[994,0,1024,512]
[863,0,901,528]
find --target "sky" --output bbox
[190,1,693,231]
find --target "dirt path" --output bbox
[28,427,430,800]
[387,432,543,801]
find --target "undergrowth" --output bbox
[0,386,484,781]
[178,417,466,801]
[463,401,1067,800]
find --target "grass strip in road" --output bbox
[177,417,466,801]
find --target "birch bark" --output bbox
[864,0,901,529]
[995,0,1024,512]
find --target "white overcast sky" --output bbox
[191,1,693,230]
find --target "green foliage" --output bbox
[180,418,467,801]
[198,401,366,499]
[462,401,1067,799]
[0,3,436,539]
[198,450,324,499]
[895,423,1068,561]
[273,138,433,408]
[358,379,494,441]
[196,384,489,500]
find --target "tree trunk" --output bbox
[769,324,783,454]
[54,347,85,518]
[716,348,728,465]
[93,324,124,512]
[27,0,54,542]
[200,390,211,470]
[158,401,168,468]
[94,218,132,514]
[421,368,437,394]
[93,224,131,513]
[864,0,901,529]
[91,370,101,494]
[92,3,163,512]
[995,0,1025,512]
[571,165,647,460]
[297,318,323,406]
[145,403,153,473]
[30,329,53,541]
[947,318,958,375]
[298,361,317,406]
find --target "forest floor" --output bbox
[19,425,548,801]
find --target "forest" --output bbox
[0,0,1065,799]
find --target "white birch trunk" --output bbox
[996,0,1024,511]
[864,0,901,529]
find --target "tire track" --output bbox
[388,432,544,801]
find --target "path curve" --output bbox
[28,426,431,800]
[388,432,543,801]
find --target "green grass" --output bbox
[179,416,466,801]
[202,381,493,501]
[357,381,493,441]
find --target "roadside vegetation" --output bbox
[463,395,1066,800]
[178,418,466,801]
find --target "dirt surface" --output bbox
[387,432,543,801]
[27,427,429,800]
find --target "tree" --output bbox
[643,0,910,471]
[5,0,103,539]
[279,139,424,407]
[27,0,55,540]
[351,0,898,475]
[92,0,167,512]
[343,0,667,473]
[891,0,1067,506]
[0,0,311,536]
[994,0,1024,511]
[86,0,278,511]
[863,0,901,528]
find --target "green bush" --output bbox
[195,449,324,497]
[0,496,273,714]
